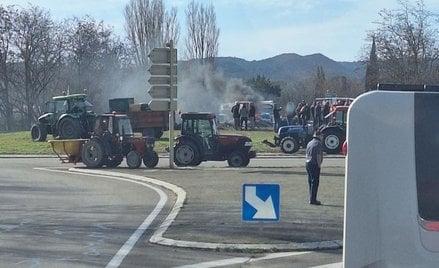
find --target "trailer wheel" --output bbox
[81,139,105,168]
[174,141,200,167]
[126,150,142,169]
[143,150,159,168]
[59,117,81,139]
[31,123,47,142]
[227,151,247,167]
[280,136,299,154]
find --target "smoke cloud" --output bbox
[177,62,264,114]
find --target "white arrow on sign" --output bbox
[148,85,177,99]
[244,186,276,219]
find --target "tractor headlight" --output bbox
[244,141,252,147]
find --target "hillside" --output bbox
[214,53,365,81]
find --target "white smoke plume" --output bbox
[177,62,263,114]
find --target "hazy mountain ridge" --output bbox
[214,53,365,81]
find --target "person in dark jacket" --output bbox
[306,130,323,205]
[231,102,240,130]
[273,104,282,132]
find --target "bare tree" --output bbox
[365,36,379,91]
[372,0,439,83]
[185,0,219,63]
[0,5,16,130]
[12,5,65,127]
[124,0,180,67]
[64,16,131,112]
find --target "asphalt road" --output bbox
[0,155,344,267]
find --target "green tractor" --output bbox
[31,93,96,141]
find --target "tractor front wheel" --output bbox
[126,151,142,169]
[280,136,299,154]
[227,151,248,167]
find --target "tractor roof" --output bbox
[52,94,87,101]
[181,112,216,120]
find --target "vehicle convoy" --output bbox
[173,112,256,167]
[262,105,349,154]
[31,93,96,141]
[109,98,168,138]
[48,113,159,169]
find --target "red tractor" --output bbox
[80,113,159,168]
[174,112,256,167]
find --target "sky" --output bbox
[2,0,439,62]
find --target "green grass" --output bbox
[0,128,280,155]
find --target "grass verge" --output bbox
[0,128,280,155]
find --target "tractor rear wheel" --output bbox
[280,136,299,154]
[174,141,200,167]
[31,123,47,142]
[143,150,159,168]
[59,117,81,139]
[81,139,105,168]
[126,150,142,169]
[322,129,343,154]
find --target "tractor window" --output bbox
[117,118,134,136]
[54,100,67,114]
[334,111,346,127]
[198,119,212,138]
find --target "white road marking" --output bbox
[34,168,168,268]
[174,251,311,268]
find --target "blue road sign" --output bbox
[242,184,280,221]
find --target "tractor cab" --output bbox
[94,114,134,137]
[180,112,218,153]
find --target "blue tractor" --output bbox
[263,123,314,154]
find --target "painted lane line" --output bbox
[67,168,187,248]
[174,251,311,268]
[35,168,168,268]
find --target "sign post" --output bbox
[148,41,177,168]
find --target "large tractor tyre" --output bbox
[280,136,299,154]
[105,155,123,168]
[81,139,106,168]
[31,123,47,142]
[143,150,159,168]
[59,117,82,139]
[227,151,248,167]
[126,150,142,169]
[322,129,343,154]
[174,141,200,167]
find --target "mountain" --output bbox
[214,53,365,81]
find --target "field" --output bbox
[0,129,281,155]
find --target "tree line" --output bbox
[1,0,438,131]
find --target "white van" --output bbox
[344,84,439,267]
